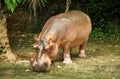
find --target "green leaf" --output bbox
[4,0,22,13]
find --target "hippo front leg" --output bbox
[63,42,72,64]
[78,42,87,58]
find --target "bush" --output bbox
[71,0,120,38]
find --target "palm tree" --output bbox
[0,13,16,61]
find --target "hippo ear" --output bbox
[33,36,41,48]
[34,36,39,42]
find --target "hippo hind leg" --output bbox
[78,41,87,58]
[63,42,72,64]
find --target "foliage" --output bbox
[3,0,120,38]
[4,0,48,13]
[4,0,22,12]
[22,0,48,7]
[90,25,120,38]
[22,0,48,18]
[90,28,104,38]
[71,0,120,38]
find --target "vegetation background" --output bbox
[2,0,120,37]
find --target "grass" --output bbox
[0,33,120,79]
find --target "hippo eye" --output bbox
[43,40,48,46]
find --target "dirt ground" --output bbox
[0,33,120,79]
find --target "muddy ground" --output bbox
[0,33,120,79]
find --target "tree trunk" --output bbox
[65,0,71,13]
[0,13,16,62]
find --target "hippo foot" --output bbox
[78,53,86,58]
[63,58,72,64]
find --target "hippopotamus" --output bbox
[31,10,92,72]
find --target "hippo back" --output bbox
[40,10,91,48]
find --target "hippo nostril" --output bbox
[43,62,47,67]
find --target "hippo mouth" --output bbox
[32,62,50,72]
[31,54,50,72]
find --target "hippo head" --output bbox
[31,37,58,72]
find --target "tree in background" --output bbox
[0,13,16,61]
[65,0,71,13]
